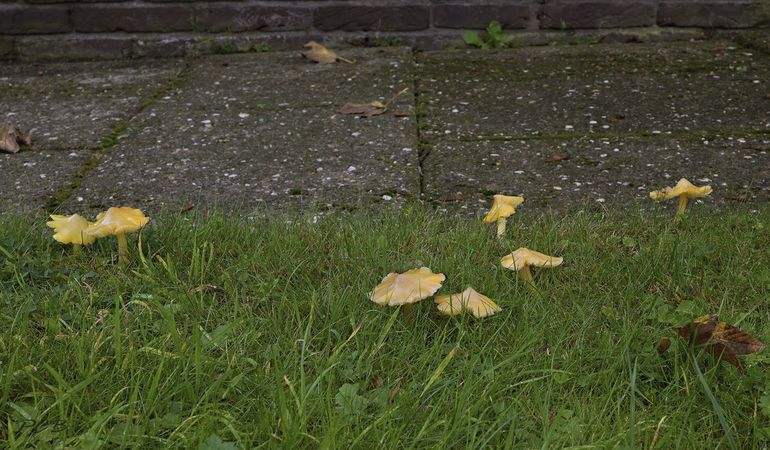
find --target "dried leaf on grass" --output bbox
[302,41,355,65]
[723,194,748,202]
[1,124,32,153]
[388,378,402,406]
[338,88,409,119]
[665,314,767,370]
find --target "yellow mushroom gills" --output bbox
[46,214,96,254]
[434,287,501,318]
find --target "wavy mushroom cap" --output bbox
[501,247,563,271]
[46,214,96,245]
[435,287,501,318]
[370,267,446,306]
[650,178,712,202]
[86,207,150,238]
[483,194,524,223]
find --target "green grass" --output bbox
[1,206,769,449]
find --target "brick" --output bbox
[0,4,70,34]
[133,36,196,58]
[433,4,531,29]
[196,4,312,32]
[539,0,656,29]
[315,5,429,31]
[16,35,132,61]
[658,1,770,28]
[24,0,127,3]
[71,4,194,32]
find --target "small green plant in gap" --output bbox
[463,21,511,49]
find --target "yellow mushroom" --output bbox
[46,214,96,254]
[86,207,149,265]
[483,194,524,237]
[435,287,501,318]
[650,178,712,215]
[370,267,445,317]
[501,247,563,286]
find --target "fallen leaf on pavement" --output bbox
[302,41,355,64]
[338,88,409,119]
[445,192,464,202]
[1,124,32,153]
[338,101,387,118]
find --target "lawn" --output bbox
[1,205,769,449]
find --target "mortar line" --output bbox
[44,59,196,213]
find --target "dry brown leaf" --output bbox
[445,192,464,202]
[301,41,354,64]
[388,378,403,406]
[393,111,410,118]
[548,154,571,162]
[338,88,408,119]
[368,375,384,391]
[674,314,766,369]
[723,194,748,202]
[1,124,32,153]
[338,101,387,118]
[656,338,672,354]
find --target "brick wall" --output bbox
[1,0,769,61]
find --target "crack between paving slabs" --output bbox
[44,60,196,213]
[413,65,430,198]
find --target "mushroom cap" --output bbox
[483,194,524,223]
[370,267,446,306]
[435,287,501,318]
[501,247,563,271]
[650,178,712,202]
[86,207,149,237]
[46,214,96,245]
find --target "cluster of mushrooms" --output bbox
[45,178,710,317]
[47,207,149,265]
[369,177,712,320]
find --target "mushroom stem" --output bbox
[496,217,506,237]
[677,195,688,215]
[72,244,81,255]
[116,233,129,266]
[517,265,535,288]
[402,303,415,323]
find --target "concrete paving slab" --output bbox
[423,135,770,214]
[0,59,183,150]
[72,106,418,213]
[418,43,770,140]
[69,47,419,213]
[0,150,89,212]
[164,47,414,111]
